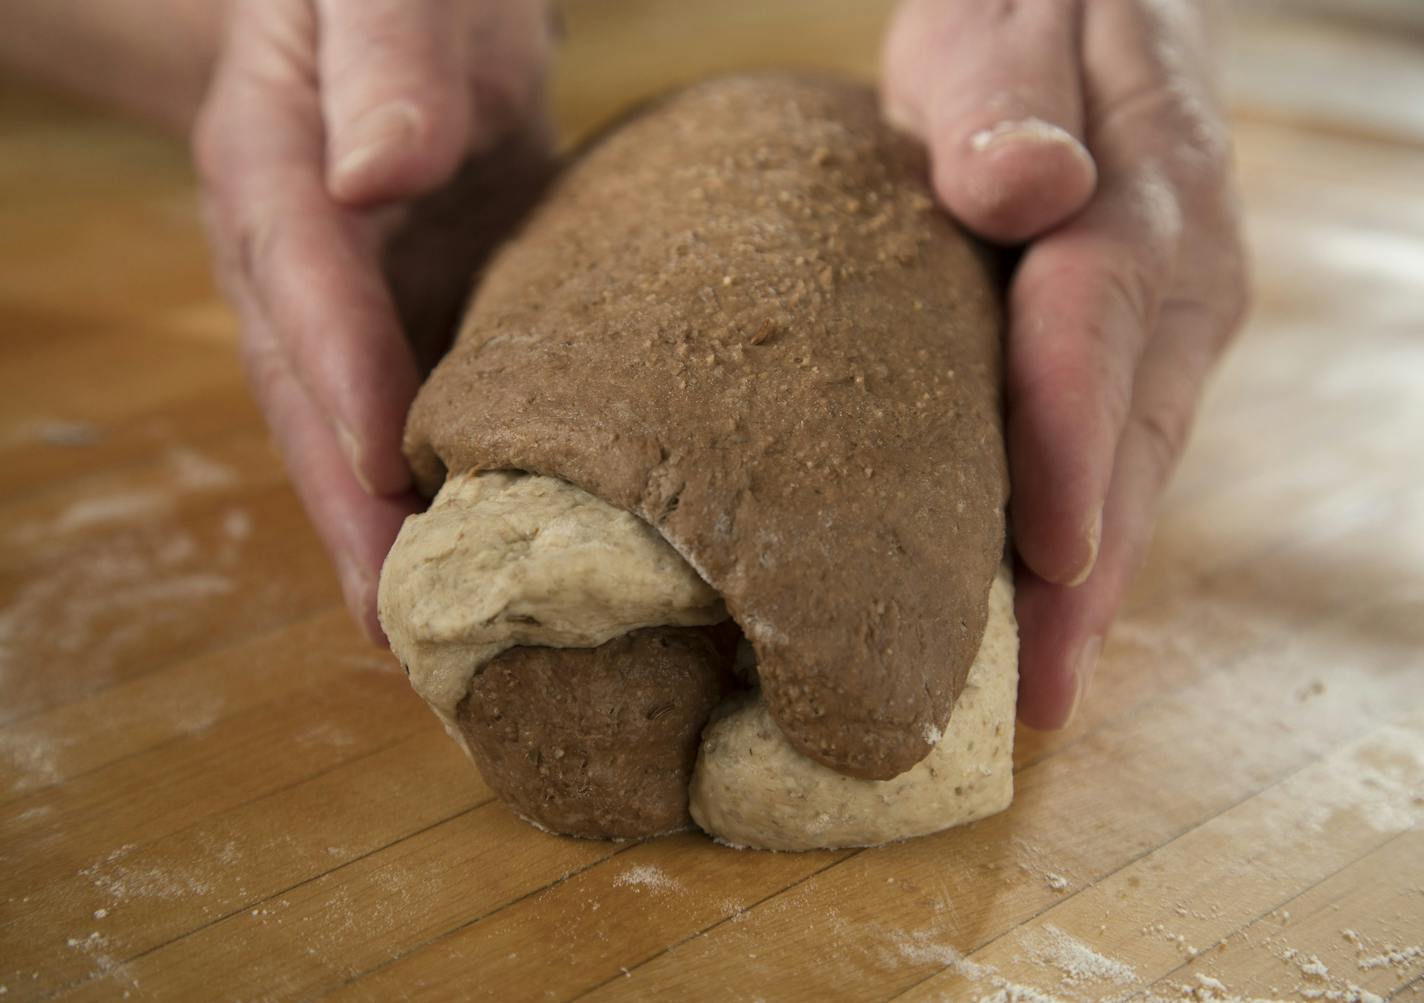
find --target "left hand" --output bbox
[882,0,1250,728]
[193,0,556,641]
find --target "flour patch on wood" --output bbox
[1021,923,1139,987]
[612,864,684,894]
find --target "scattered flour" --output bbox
[166,446,237,490]
[27,419,103,447]
[0,725,66,792]
[222,508,253,541]
[1021,923,1139,987]
[295,722,355,749]
[612,864,683,894]
[1298,988,1384,1003]
[1277,945,1388,1003]
[892,928,963,968]
[970,978,1071,1003]
[79,843,213,901]
[0,531,237,700]
[63,931,118,978]
[49,492,168,535]
[1356,944,1422,970]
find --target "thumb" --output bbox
[881,0,1097,243]
[317,0,471,206]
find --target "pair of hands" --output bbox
[195,0,1248,731]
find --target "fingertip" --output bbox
[1063,506,1103,588]
[1013,572,1103,731]
[351,576,389,649]
[358,595,389,649]
[1017,502,1102,589]
[328,99,423,202]
[1007,407,1107,587]
[327,95,466,206]
[936,119,1097,242]
[335,419,411,498]
[1016,645,1079,731]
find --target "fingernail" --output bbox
[968,117,1091,163]
[335,553,382,644]
[332,101,422,190]
[1062,635,1102,727]
[337,422,375,495]
[1064,505,1103,588]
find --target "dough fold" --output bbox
[380,472,1017,849]
[378,471,726,743]
[688,566,1017,851]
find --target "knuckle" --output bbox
[1156,87,1232,198]
[1219,265,1252,344]
[237,334,290,417]
[1102,255,1161,334]
[1130,406,1189,483]
[190,103,227,188]
[1102,80,1231,199]
[227,211,275,286]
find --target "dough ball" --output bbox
[458,625,736,839]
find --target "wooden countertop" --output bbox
[2,4,1422,1001]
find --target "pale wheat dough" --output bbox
[377,470,727,747]
[688,564,1017,851]
[379,470,1017,850]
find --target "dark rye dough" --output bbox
[408,74,1008,780]
[458,627,736,838]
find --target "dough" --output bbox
[459,626,735,839]
[379,74,1018,849]
[380,472,1017,849]
[688,565,1017,851]
[402,73,1008,779]
[378,470,726,745]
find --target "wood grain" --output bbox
[2,4,1422,1001]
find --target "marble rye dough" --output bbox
[382,472,1018,849]
[379,73,1019,849]
[403,73,1009,780]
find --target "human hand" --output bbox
[882,0,1250,728]
[193,0,555,641]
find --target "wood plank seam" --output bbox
[4,460,1379,801]
[1017,552,1410,774]
[313,841,647,1001]
[1122,825,1424,1002]
[560,853,857,1003]
[41,521,1412,999]
[886,824,1421,1003]
[1394,971,1424,1000]
[45,794,497,1000]
[0,418,261,511]
[7,727,426,923]
[881,720,1424,1001]
[0,599,349,735]
[548,668,1422,999]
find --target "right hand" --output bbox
[882,0,1249,729]
[193,0,555,641]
